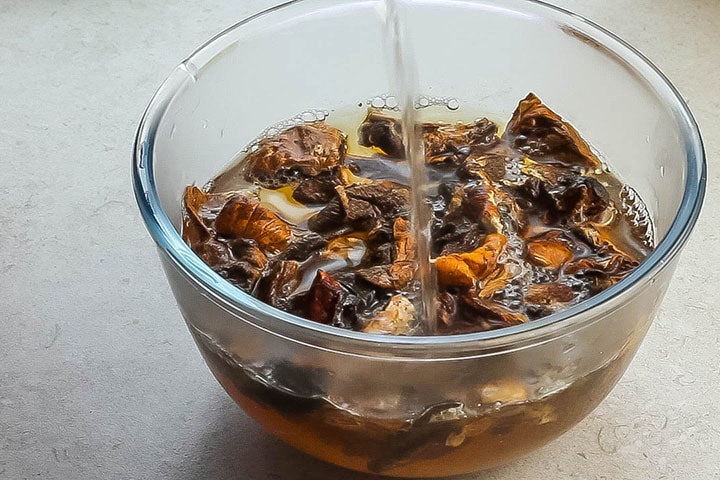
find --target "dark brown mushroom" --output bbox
[254,260,301,310]
[438,294,527,334]
[292,169,344,204]
[239,121,347,185]
[423,118,499,164]
[358,109,405,158]
[308,180,409,233]
[355,217,416,290]
[504,93,602,170]
[359,109,500,164]
[516,174,610,225]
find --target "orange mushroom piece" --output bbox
[214,194,292,254]
[435,233,507,287]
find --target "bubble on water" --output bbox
[241,109,330,152]
[620,184,655,249]
[504,157,527,184]
[301,111,318,122]
[366,94,402,111]
[367,94,460,112]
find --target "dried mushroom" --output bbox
[292,170,344,204]
[254,260,300,310]
[362,294,415,335]
[436,233,506,288]
[215,194,291,253]
[241,122,347,185]
[438,294,527,334]
[524,283,576,305]
[423,118,499,164]
[182,95,650,336]
[359,109,499,164]
[356,217,416,290]
[305,270,348,326]
[516,174,610,225]
[526,230,574,270]
[308,180,409,234]
[358,109,405,158]
[504,92,602,170]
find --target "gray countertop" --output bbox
[1,1,718,479]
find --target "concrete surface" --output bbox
[1,1,718,479]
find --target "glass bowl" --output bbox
[132,0,705,477]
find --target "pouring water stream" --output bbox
[383,0,438,333]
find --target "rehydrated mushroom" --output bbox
[430,178,509,256]
[565,252,638,281]
[308,180,409,233]
[292,169,344,204]
[423,118,499,164]
[182,186,268,290]
[571,224,640,277]
[214,239,268,291]
[504,93,602,170]
[254,260,300,309]
[358,109,405,158]
[182,94,652,336]
[305,270,347,326]
[462,182,502,233]
[526,230,574,270]
[524,283,576,305]
[358,109,499,164]
[356,217,416,290]
[361,294,416,335]
[438,294,527,334]
[435,233,506,288]
[457,143,519,184]
[241,122,347,185]
[182,185,228,245]
[366,401,468,473]
[516,174,610,225]
[477,379,529,405]
[215,194,292,253]
[279,232,328,262]
[388,217,416,286]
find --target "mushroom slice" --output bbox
[306,270,347,326]
[240,121,347,185]
[356,217,417,290]
[526,230,574,270]
[524,283,576,305]
[254,260,301,309]
[436,234,507,288]
[504,93,602,170]
[362,294,416,335]
[215,194,292,253]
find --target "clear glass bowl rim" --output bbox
[132,0,706,356]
